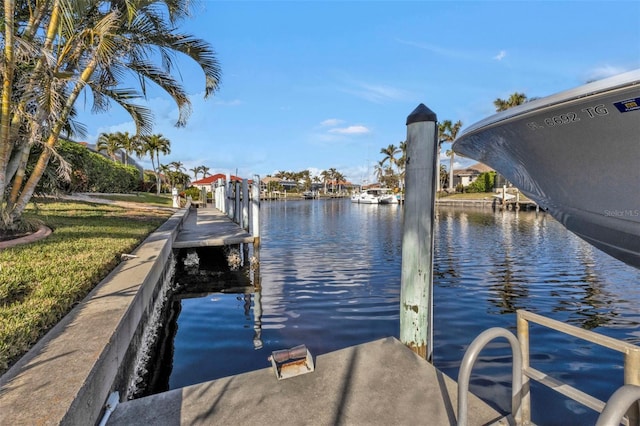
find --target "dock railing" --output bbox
[212,174,260,245]
[457,310,640,425]
[516,309,640,425]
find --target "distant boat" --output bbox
[302,191,315,199]
[351,188,381,204]
[453,70,640,269]
[351,188,399,204]
[379,190,400,205]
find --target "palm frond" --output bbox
[99,87,155,135]
[127,60,191,126]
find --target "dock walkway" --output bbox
[106,337,509,426]
[173,207,255,248]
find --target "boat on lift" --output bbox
[453,69,640,269]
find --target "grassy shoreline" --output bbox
[0,196,173,374]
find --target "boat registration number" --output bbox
[526,104,608,131]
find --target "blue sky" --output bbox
[76,1,640,184]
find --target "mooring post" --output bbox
[226,175,233,218]
[216,178,224,211]
[242,179,249,230]
[400,103,438,361]
[235,180,242,224]
[251,174,261,248]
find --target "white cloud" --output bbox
[344,82,410,103]
[320,118,344,127]
[494,50,507,61]
[586,65,628,81]
[214,99,242,106]
[396,39,473,60]
[329,125,370,135]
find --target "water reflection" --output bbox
[144,200,639,425]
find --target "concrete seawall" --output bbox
[0,206,190,425]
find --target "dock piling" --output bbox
[400,103,438,361]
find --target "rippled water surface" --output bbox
[160,199,640,425]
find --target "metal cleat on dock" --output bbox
[268,344,314,380]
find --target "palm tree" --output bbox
[170,161,185,174]
[113,131,138,166]
[96,132,123,162]
[320,170,330,194]
[140,134,171,195]
[190,166,202,181]
[380,144,400,166]
[374,160,386,184]
[201,166,211,178]
[494,93,528,112]
[0,0,221,229]
[327,167,338,193]
[158,164,172,192]
[439,120,463,191]
[437,121,453,192]
[334,171,346,193]
[379,143,401,188]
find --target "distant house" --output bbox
[453,162,494,188]
[325,179,354,193]
[191,174,249,190]
[260,176,297,192]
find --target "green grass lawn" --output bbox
[436,191,532,201]
[92,192,174,206]
[0,198,172,374]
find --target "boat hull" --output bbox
[351,194,380,204]
[453,70,640,268]
[379,194,399,204]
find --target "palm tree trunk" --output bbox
[449,153,454,191]
[155,151,161,195]
[10,51,98,221]
[4,1,60,207]
[0,0,16,206]
[436,143,442,192]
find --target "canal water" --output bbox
[149,199,640,425]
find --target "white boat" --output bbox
[453,69,640,269]
[379,191,400,205]
[351,188,382,204]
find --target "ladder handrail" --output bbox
[517,309,640,425]
[457,327,523,426]
[596,385,640,426]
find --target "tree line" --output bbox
[374,92,531,192]
[267,168,348,193]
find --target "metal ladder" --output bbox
[456,309,640,426]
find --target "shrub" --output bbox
[37,140,142,193]
[466,171,496,193]
[183,187,201,200]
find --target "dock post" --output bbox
[235,180,241,224]
[400,103,438,361]
[624,348,640,424]
[251,174,261,248]
[242,179,249,230]
[226,175,233,218]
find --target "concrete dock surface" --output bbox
[106,337,510,426]
[173,207,254,248]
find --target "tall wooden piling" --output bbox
[400,104,438,361]
[251,174,261,248]
[242,179,249,230]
